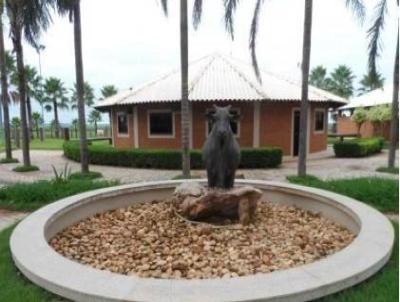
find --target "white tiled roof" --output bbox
[95,53,346,109]
[339,85,393,110]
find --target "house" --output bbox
[336,85,393,140]
[95,53,346,156]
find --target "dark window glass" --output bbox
[149,112,173,135]
[315,111,325,131]
[117,113,128,134]
[207,109,239,135]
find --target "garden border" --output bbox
[10,180,394,302]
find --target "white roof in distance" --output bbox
[95,53,346,109]
[339,85,393,110]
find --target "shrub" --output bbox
[0,158,19,164]
[69,171,103,180]
[12,165,39,172]
[63,142,282,169]
[333,137,384,157]
[376,166,399,175]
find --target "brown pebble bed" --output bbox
[49,200,356,279]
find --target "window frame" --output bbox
[314,108,326,134]
[147,109,175,139]
[205,107,241,138]
[116,111,129,137]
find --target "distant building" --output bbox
[95,54,345,156]
[337,85,393,140]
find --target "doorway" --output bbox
[292,110,300,156]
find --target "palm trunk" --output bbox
[26,94,33,139]
[388,29,399,168]
[53,100,59,138]
[0,7,12,159]
[74,1,89,173]
[180,0,190,178]
[13,25,30,166]
[297,0,313,177]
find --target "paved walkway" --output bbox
[0,149,397,232]
[0,149,397,185]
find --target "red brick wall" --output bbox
[337,117,391,140]
[259,102,296,155]
[192,102,254,149]
[111,102,329,154]
[112,108,134,149]
[137,103,182,149]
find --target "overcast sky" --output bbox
[3,0,399,124]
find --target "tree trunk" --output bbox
[13,25,30,166]
[53,100,59,138]
[74,1,89,173]
[388,29,399,168]
[26,94,33,140]
[0,7,12,160]
[180,0,191,178]
[35,123,39,138]
[94,122,97,137]
[297,0,313,177]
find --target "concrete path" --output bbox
[0,149,397,185]
[0,209,27,232]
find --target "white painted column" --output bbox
[133,105,139,148]
[253,102,261,148]
[188,102,193,149]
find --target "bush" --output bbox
[69,171,103,180]
[333,137,384,157]
[376,166,399,175]
[0,158,19,164]
[63,142,282,169]
[12,165,39,172]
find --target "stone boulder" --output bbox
[173,182,262,225]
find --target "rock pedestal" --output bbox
[173,182,262,225]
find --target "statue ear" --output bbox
[226,105,232,111]
[212,104,218,111]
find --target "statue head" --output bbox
[206,105,239,142]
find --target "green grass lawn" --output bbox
[287,176,399,213]
[0,178,117,211]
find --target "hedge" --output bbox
[63,142,282,169]
[333,137,384,158]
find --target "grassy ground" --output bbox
[0,221,397,302]
[376,166,399,175]
[286,176,398,213]
[0,179,117,211]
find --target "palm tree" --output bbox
[53,0,89,173]
[367,0,399,168]
[325,65,355,99]
[6,0,51,168]
[160,0,203,178]
[0,0,13,161]
[358,72,385,95]
[43,77,69,138]
[70,81,94,109]
[71,118,78,138]
[309,65,329,90]
[88,109,101,137]
[100,85,118,99]
[11,65,42,139]
[223,0,365,176]
[32,111,42,138]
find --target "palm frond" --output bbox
[249,0,264,82]
[192,0,203,30]
[345,0,366,24]
[223,0,239,40]
[160,0,168,16]
[367,0,387,75]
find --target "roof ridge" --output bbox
[188,55,216,96]
[219,55,268,99]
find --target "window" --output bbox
[148,110,174,137]
[117,112,128,135]
[314,109,325,132]
[206,108,240,137]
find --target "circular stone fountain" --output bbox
[10,179,394,302]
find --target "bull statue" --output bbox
[202,105,240,189]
